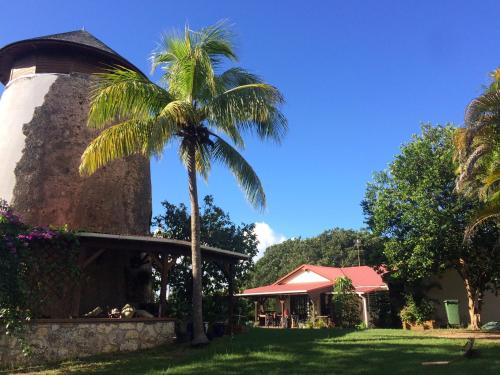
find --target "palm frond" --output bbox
[88,67,170,129]
[151,34,190,72]
[147,113,182,158]
[465,202,500,239]
[456,144,489,189]
[160,100,198,125]
[216,68,262,91]
[196,143,212,181]
[152,21,237,102]
[191,46,217,98]
[458,83,500,235]
[465,91,500,126]
[206,83,287,144]
[178,140,212,181]
[80,119,154,176]
[211,135,266,209]
[80,114,179,175]
[483,169,500,189]
[191,20,237,63]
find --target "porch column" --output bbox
[359,294,369,327]
[152,254,177,317]
[254,300,258,324]
[280,298,285,328]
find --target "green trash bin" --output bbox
[443,300,460,327]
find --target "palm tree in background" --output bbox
[79,22,287,345]
[455,69,500,237]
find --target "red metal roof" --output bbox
[274,264,386,286]
[239,264,388,296]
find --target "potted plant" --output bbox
[400,296,436,330]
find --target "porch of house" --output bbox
[39,233,249,328]
[242,291,375,329]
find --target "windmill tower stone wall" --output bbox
[0,31,152,235]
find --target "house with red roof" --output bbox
[238,264,389,327]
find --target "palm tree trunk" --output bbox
[187,144,209,345]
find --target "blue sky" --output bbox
[1,0,499,250]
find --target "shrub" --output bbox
[0,200,79,353]
[332,276,361,328]
[399,295,434,325]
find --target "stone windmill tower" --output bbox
[0,30,151,235]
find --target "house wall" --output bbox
[0,319,175,369]
[285,270,329,284]
[425,269,500,327]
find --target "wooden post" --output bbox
[254,300,258,324]
[227,263,235,335]
[71,248,86,317]
[159,261,168,317]
[155,255,177,317]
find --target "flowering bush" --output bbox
[0,200,79,353]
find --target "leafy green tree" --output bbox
[332,276,361,328]
[79,22,286,344]
[249,229,384,287]
[363,125,499,329]
[455,69,500,236]
[152,195,258,321]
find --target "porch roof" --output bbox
[236,281,332,296]
[237,282,388,297]
[76,232,250,262]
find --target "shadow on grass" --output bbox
[12,329,500,375]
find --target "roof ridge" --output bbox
[0,30,144,85]
[32,30,118,56]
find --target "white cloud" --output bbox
[253,222,286,259]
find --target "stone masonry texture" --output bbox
[11,73,152,235]
[0,320,175,368]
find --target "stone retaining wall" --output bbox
[0,318,175,369]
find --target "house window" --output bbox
[264,298,277,312]
[290,295,308,320]
[320,293,332,316]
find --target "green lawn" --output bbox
[18,329,500,375]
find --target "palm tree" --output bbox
[79,22,287,345]
[455,73,500,237]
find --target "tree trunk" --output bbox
[187,144,209,345]
[463,276,481,330]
